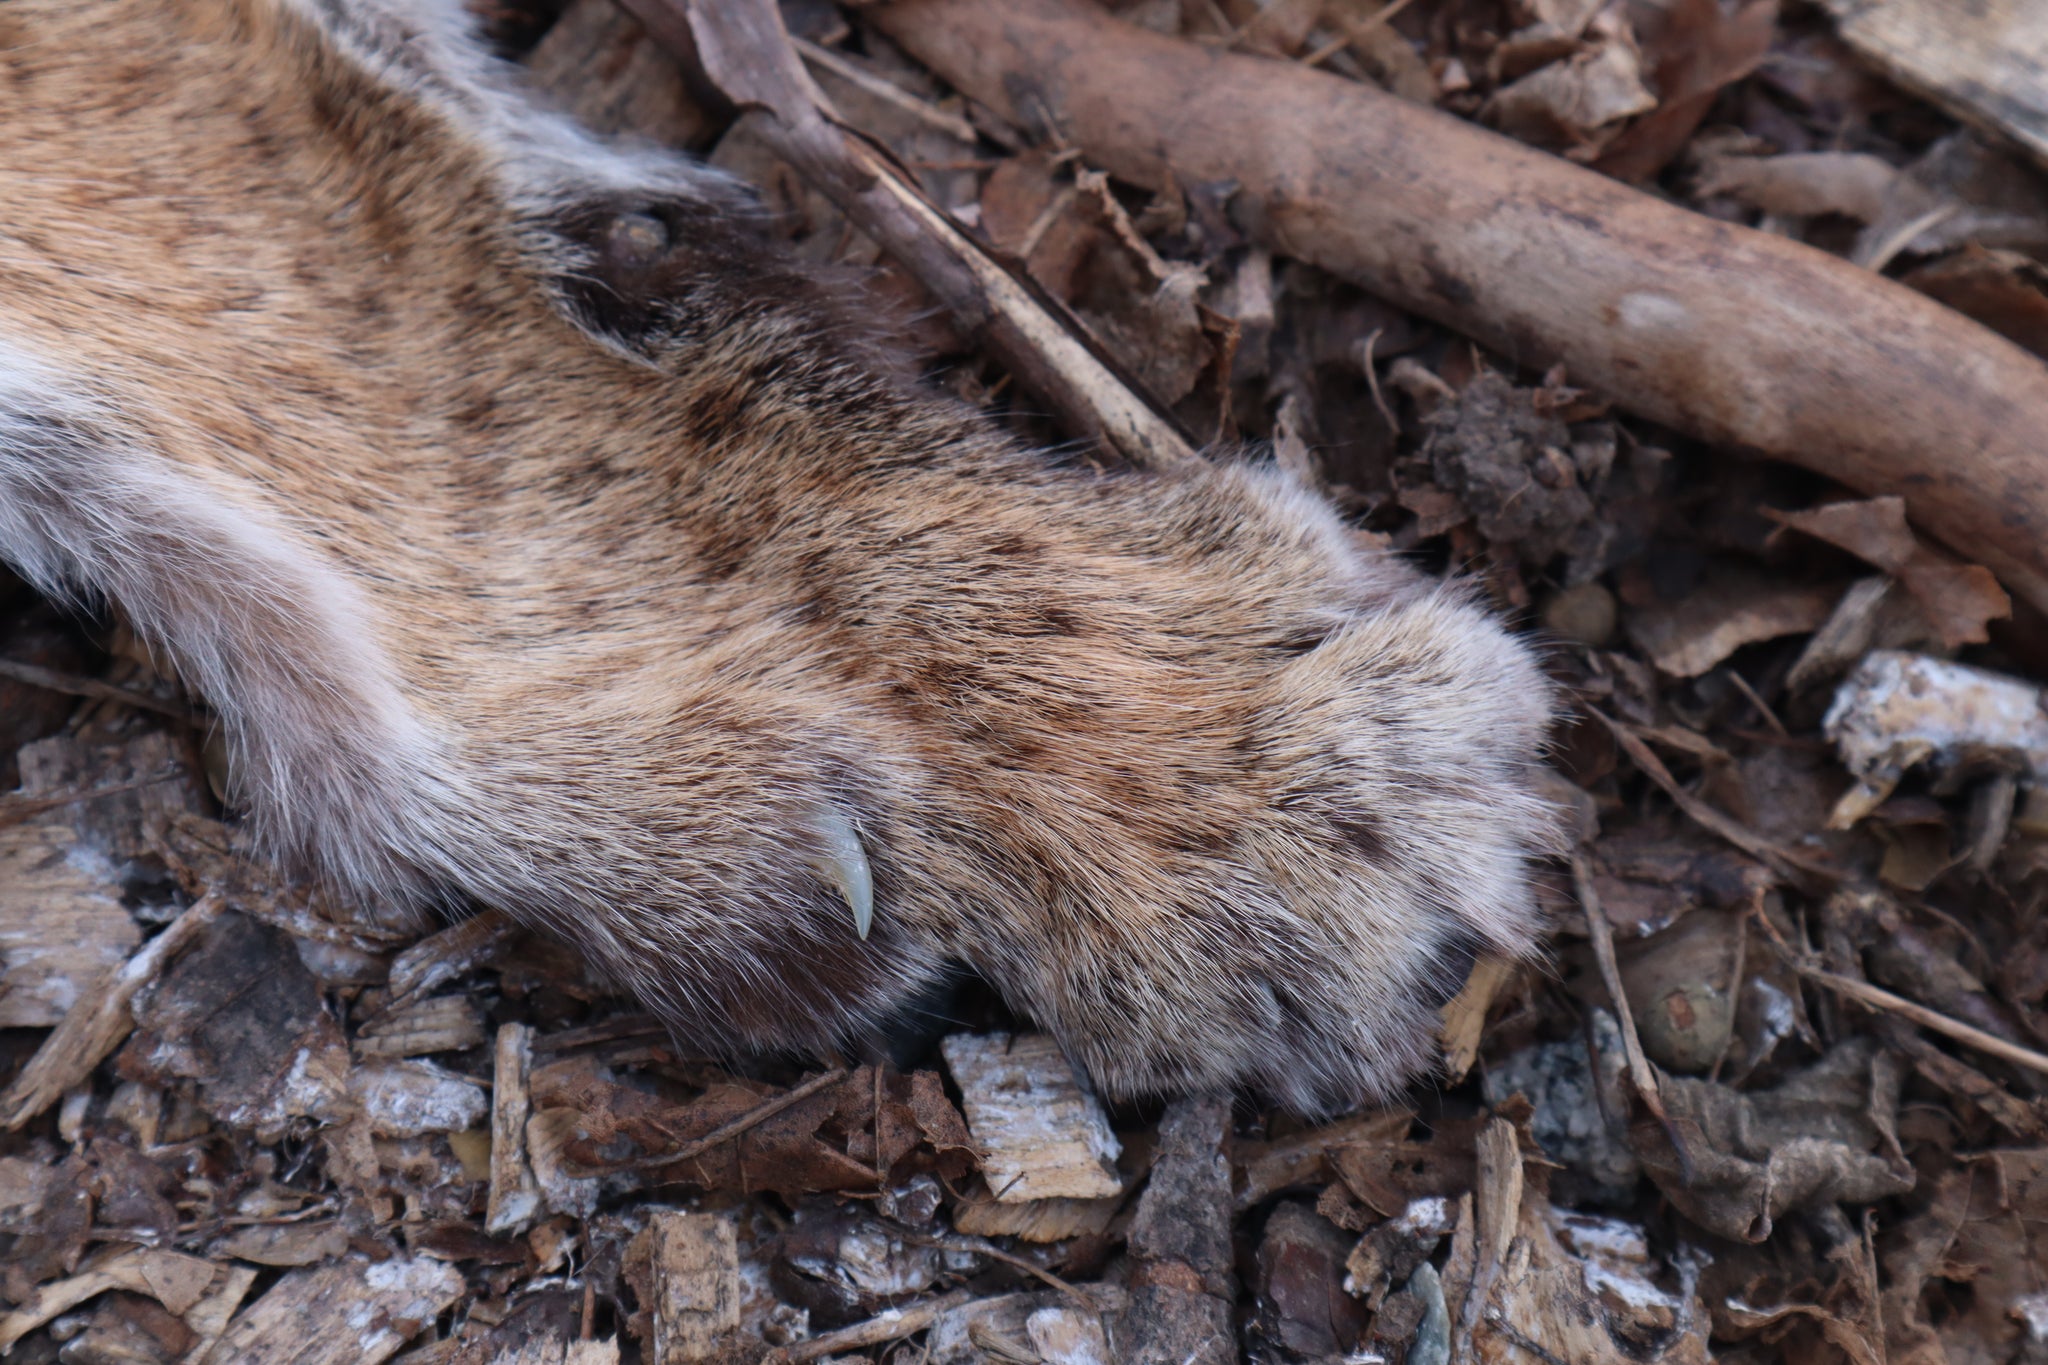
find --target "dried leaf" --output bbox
[1769,495,2009,648]
[1632,1039,1914,1241]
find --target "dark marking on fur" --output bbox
[1333,811,1390,864]
[1416,925,1483,1010]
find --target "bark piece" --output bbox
[940,1032,1121,1202]
[0,821,138,1027]
[1816,0,2048,174]
[354,994,488,1059]
[121,908,353,1140]
[1253,1202,1369,1358]
[871,0,2048,618]
[17,730,203,864]
[648,1210,741,1362]
[1119,1093,1235,1365]
[486,1022,544,1236]
[203,1256,464,1365]
[1458,1117,1710,1363]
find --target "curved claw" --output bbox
[811,805,874,940]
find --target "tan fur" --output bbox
[0,0,1558,1114]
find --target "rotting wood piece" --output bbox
[201,1255,464,1365]
[486,1022,544,1236]
[941,1032,1122,1203]
[648,1210,743,1362]
[1817,0,2048,176]
[0,892,225,1130]
[870,0,2048,619]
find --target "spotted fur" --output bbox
[0,0,1559,1114]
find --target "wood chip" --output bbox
[648,1210,741,1362]
[0,821,139,1027]
[0,1246,221,1351]
[382,910,515,1008]
[488,1340,623,1365]
[351,1060,489,1138]
[355,994,488,1058]
[949,1185,1125,1244]
[1818,0,2048,173]
[486,1022,544,1236]
[526,1107,602,1219]
[203,1255,464,1365]
[940,1033,1122,1202]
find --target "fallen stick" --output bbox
[870,0,2048,618]
[622,0,1198,471]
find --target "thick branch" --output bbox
[872,0,2048,617]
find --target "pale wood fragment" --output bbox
[949,1185,1124,1243]
[0,822,140,1027]
[354,994,488,1058]
[485,1022,544,1236]
[380,910,514,1009]
[940,1033,1122,1203]
[1819,0,2048,173]
[648,1210,741,1363]
[526,1107,602,1219]
[201,1256,464,1365]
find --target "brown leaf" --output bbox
[1596,0,1779,183]
[1625,565,1841,677]
[1631,1038,1915,1241]
[1906,245,2048,360]
[1770,496,2011,647]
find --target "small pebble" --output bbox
[1543,581,1617,647]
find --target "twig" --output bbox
[876,0,2048,618]
[0,656,195,721]
[624,1067,848,1172]
[1798,965,2048,1078]
[765,1287,975,1363]
[1593,710,1839,889]
[902,1231,1088,1300]
[1303,0,1423,67]
[792,37,979,144]
[1722,667,1788,737]
[0,770,187,832]
[624,0,1199,471]
[1570,855,1666,1123]
[0,892,226,1129]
